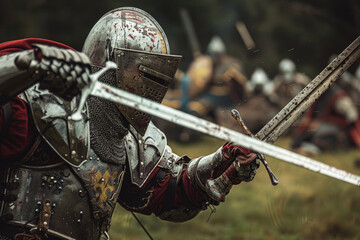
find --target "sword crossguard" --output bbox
[231,109,279,186]
[69,61,117,121]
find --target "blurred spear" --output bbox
[179,8,202,58]
[236,21,256,50]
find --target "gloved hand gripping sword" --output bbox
[201,109,279,202]
[203,109,278,202]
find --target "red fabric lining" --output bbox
[0,97,35,160]
[0,38,73,56]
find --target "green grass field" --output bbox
[109,136,360,240]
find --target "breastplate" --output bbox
[0,87,125,239]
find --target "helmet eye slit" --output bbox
[139,64,172,87]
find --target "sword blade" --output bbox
[256,36,360,143]
[90,80,360,186]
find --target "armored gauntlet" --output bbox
[17,44,91,100]
[0,44,91,104]
[186,142,260,203]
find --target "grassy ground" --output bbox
[109,136,360,240]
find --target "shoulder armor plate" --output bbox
[25,85,89,167]
[124,121,167,187]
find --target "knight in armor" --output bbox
[0,7,260,240]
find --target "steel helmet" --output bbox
[279,58,295,82]
[83,7,182,134]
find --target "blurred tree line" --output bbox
[0,0,359,78]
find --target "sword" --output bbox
[70,36,360,188]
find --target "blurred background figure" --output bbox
[335,58,360,113]
[237,68,279,133]
[270,58,311,108]
[291,81,360,155]
[154,35,249,142]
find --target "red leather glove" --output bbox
[212,142,257,178]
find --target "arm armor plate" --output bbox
[0,50,39,104]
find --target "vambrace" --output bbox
[157,147,227,222]
[186,147,223,191]
[0,50,39,104]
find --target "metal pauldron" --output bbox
[124,122,168,188]
[24,86,90,167]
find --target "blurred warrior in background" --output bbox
[237,68,280,133]
[336,60,360,113]
[0,7,260,240]
[156,36,249,142]
[270,58,311,108]
[291,82,360,155]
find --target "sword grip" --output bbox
[231,109,279,186]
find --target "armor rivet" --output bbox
[168,60,171,63]
[140,172,144,177]
[58,186,63,190]
[89,157,93,160]
[77,168,80,171]
[100,178,105,183]
[52,203,56,208]
[80,211,83,215]
[37,201,41,205]
[35,209,39,212]
[120,52,124,56]
[139,140,142,144]
[53,180,57,183]
[71,150,76,156]
[35,70,39,74]
[79,190,83,194]
[41,183,45,187]
[46,202,50,207]
[140,57,144,60]
[43,221,48,226]
[45,213,49,217]
[97,158,100,161]
[65,154,68,157]
[60,179,64,183]
[77,219,81,223]
[140,162,144,166]
[50,176,54,180]
[145,56,148,58]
